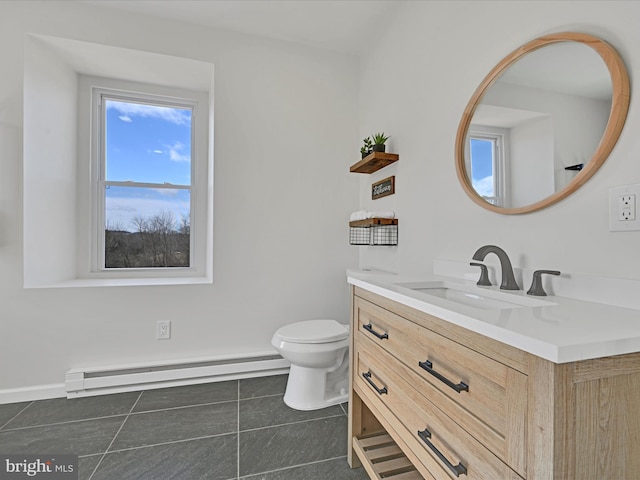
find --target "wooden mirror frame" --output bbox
[455,32,630,215]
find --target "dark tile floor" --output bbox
[0,375,369,480]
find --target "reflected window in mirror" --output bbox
[469,132,505,206]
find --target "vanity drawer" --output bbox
[355,296,527,475]
[354,341,524,480]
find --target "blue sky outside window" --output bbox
[470,137,495,198]
[104,100,192,232]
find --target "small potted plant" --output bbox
[371,132,390,152]
[360,137,373,158]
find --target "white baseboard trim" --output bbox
[0,384,67,405]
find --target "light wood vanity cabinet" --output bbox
[348,286,640,480]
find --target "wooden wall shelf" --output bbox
[350,152,399,174]
[349,218,398,227]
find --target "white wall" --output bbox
[0,1,359,398]
[23,35,79,285]
[358,1,640,279]
[510,115,554,207]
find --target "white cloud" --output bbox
[106,101,191,126]
[119,115,132,123]
[153,150,163,154]
[153,188,182,197]
[167,142,190,163]
[472,176,494,197]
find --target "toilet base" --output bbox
[283,362,348,411]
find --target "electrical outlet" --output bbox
[620,209,634,221]
[618,194,636,220]
[610,185,640,231]
[157,320,171,340]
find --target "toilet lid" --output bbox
[274,320,349,344]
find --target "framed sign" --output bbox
[372,176,395,200]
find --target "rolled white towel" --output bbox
[370,211,395,219]
[350,210,395,221]
[350,210,370,221]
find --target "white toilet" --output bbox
[271,319,350,411]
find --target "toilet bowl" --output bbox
[271,319,350,411]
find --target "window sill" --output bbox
[25,275,213,289]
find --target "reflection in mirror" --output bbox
[468,42,611,208]
[456,32,630,214]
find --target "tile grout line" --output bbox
[87,390,144,480]
[0,394,266,432]
[102,431,238,455]
[1,413,131,432]
[128,398,238,415]
[0,383,287,432]
[239,413,347,434]
[244,455,349,479]
[0,401,34,430]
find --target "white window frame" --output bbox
[80,76,212,283]
[94,89,196,271]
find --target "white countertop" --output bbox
[348,270,640,364]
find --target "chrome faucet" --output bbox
[471,245,520,290]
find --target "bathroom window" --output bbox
[96,92,193,269]
[88,82,211,279]
[469,133,505,206]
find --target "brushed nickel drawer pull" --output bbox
[418,360,469,393]
[418,428,468,477]
[362,371,388,395]
[363,323,389,340]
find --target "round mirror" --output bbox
[455,32,630,214]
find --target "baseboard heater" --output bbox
[65,351,290,398]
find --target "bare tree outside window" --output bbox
[105,211,190,268]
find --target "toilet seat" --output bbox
[273,319,348,344]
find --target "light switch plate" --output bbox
[609,184,640,231]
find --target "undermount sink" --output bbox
[394,281,555,310]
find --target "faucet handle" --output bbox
[470,262,492,286]
[527,270,560,296]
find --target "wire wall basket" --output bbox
[349,219,398,246]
